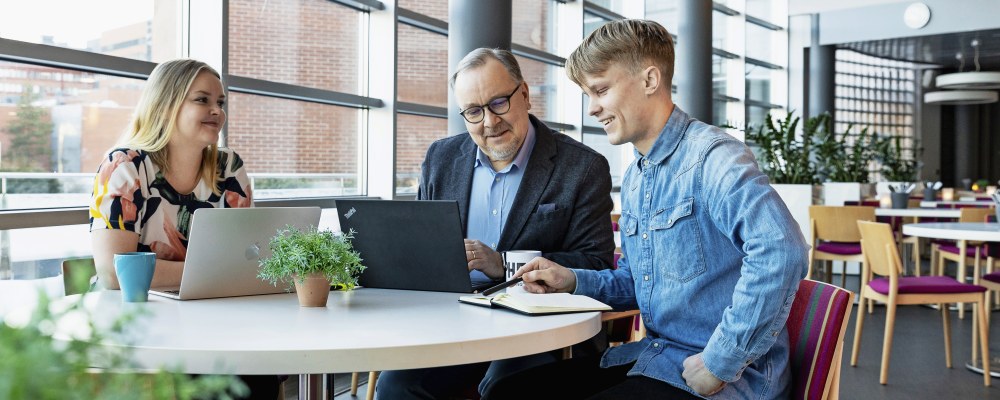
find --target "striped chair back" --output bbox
[787,279,855,400]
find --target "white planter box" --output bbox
[822,182,862,206]
[772,183,814,242]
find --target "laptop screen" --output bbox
[335,199,482,293]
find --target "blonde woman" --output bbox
[88,59,280,399]
[90,58,251,290]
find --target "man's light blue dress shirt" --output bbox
[467,123,536,284]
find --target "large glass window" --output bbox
[583,132,623,189]
[0,62,144,210]
[512,0,558,54]
[228,0,361,94]
[396,114,447,195]
[645,0,679,34]
[397,24,447,108]
[515,56,563,123]
[0,0,176,62]
[400,0,448,22]
[746,23,776,62]
[226,93,362,198]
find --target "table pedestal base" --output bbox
[298,373,330,400]
[965,356,1000,378]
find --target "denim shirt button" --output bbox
[643,275,649,281]
[642,233,648,239]
[667,218,672,225]
[653,343,659,348]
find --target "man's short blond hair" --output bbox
[566,19,674,88]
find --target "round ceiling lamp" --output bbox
[936,71,1000,89]
[924,90,998,105]
[934,39,1000,89]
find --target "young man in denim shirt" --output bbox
[484,19,809,400]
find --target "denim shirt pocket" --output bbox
[620,212,638,237]
[648,198,706,282]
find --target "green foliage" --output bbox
[0,292,246,399]
[3,90,54,172]
[744,111,819,184]
[258,226,366,289]
[812,114,877,183]
[874,134,921,182]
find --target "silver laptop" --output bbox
[149,207,321,300]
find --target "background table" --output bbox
[875,208,961,218]
[902,222,1000,378]
[39,288,601,399]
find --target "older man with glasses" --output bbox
[374,48,616,399]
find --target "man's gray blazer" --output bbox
[418,114,615,271]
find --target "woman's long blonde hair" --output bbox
[120,58,223,194]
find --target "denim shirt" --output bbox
[573,107,808,399]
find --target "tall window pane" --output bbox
[397,25,447,108]
[228,0,361,94]
[396,115,447,195]
[583,132,622,189]
[0,0,177,62]
[0,62,144,210]
[515,57,563,123]
[512,0,557,54]
[226,93,362,198]
[400,0,447,22]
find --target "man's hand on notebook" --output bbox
[514,257,576,294]
[465,239,505,279]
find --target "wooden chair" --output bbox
[853,221,991,386]
[807,206,875,286]
[932,207,993,318]
[61,257,97,295]
[897,198,925,276]
[787,279,854,400]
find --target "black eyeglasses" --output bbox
[458,83,522,124]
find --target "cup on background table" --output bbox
[114,252,156,302]
[890,192,910,209]
[503,250,541,293]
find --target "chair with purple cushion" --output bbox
[808,206,875,287]
[932,207,992,319]
[853,221,991,386]
[787,279,854,400]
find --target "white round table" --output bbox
[875,208,961,218]
[920,200,995,208]
[38,289,602,399]
[902,222,1000,378]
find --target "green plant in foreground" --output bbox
[0,292,246,400]
[258,226,366,289]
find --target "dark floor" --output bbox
[285,263,1000,400]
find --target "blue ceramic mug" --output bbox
[114,252,156,302]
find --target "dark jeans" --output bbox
[375,352,559,400]
[192,374,282,400]
[482,355,699,400]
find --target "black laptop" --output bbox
[335,199,497,293]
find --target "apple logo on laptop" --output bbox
[245,242,261,261]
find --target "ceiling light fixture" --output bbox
[935,39,1000,89]
[924,90,998,105]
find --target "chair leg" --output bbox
[367,371,378,400]
[914,239,921,277]
[942,303,952,369]
[825,260,833,284]
[879,301,897,385]
[977,300,992,387]
[840,261,847,288]
[351,372,360,396]
[851,294,866,367]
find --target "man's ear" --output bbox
[520,81,532,110]
[643,66,661,95]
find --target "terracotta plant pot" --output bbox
[293,273,331,307]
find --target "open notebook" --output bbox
[459,292,611,316]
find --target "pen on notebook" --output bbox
[481,277,523,296]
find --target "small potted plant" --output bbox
[257,226,366,307]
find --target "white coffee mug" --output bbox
[504,250,542,292]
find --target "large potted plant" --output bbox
[812,113,878,205]
[745,112,820,237]
[258,227,366,307]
